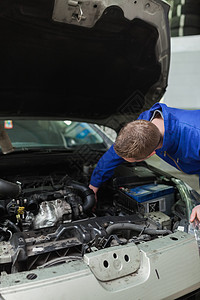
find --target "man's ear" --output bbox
[146,151,156,159]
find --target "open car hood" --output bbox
[0,0,170,130]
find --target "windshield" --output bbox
[0,120,108,152]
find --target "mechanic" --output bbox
[89,102,200,222]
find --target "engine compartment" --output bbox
[0,152,191,274]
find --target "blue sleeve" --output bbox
[90,144,125,187]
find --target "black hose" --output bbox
[5,219,20,233]
[67,181,95,212]
[26,196,39,213]
[0,179,21,199]
[106,223,172,236]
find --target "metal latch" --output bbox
[68,0,86,22]
[53,0,105,28]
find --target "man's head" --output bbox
[114,119,161,162]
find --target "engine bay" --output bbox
[0,152,191,274]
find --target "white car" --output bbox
[0,0,200,299]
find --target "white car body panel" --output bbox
[0,231,200,300]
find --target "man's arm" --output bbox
[89,144,124,192]
[89,106,154,195]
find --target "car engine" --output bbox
[0,157,189,274]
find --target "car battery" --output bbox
[119,184,174,215]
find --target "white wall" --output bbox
[162,35,200,109]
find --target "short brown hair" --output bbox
[114,120,161,160]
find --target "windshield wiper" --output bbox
[0,147,73,155]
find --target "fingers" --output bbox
[190,205,200,223]
[89,184,98,197]
[89,184,99,211]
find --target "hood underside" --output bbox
[0,0,170,130]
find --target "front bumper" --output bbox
[0,231,200,300]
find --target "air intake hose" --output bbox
[0,179,21,199]
[67,180,95,212]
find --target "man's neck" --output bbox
[151,117,164,148]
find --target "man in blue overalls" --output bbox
[89,102,200,222]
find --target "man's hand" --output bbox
[89,184,99,200]
[89,184,99,211]
[190,204,200,223]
